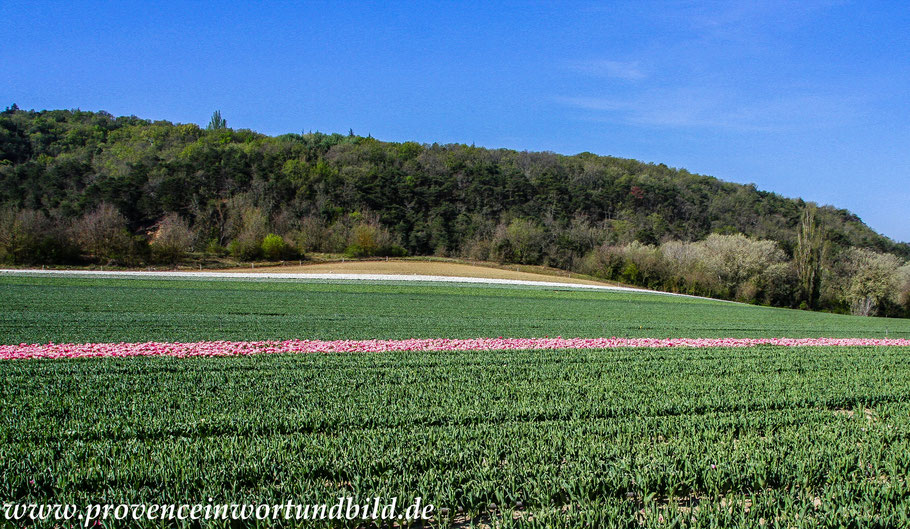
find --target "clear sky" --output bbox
[3,1,908,242]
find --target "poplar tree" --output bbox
[795,207,826,309]
[207,110,227,130]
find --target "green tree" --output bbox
[795,207,826,308]
[207,110,227,131]
[261,233,292,260]
[491,219,547,265]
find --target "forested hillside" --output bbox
[2,106,908,316]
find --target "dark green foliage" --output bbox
[206,109,227,131]
[1,107,906,262]
[343,243,406,258]
[227,238,260,260]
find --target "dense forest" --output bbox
[1,106,908,317]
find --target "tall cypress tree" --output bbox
[207,110,227,130]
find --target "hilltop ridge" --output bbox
[1,107,908,316]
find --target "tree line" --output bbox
[1,106,908,316]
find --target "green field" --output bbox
[2,275,910,528]
[2,275,910,344]
[4,346,910,527]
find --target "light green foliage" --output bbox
[260,233,291,260]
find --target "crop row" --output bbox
[3,336,910,360]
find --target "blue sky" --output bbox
[3,1,908,242]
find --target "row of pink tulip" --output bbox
[1,336,909,360]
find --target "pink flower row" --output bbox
[2,337,909,360]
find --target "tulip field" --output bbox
[3,274,910,343]
[3,274,910,527]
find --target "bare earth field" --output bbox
[212,259,612,286]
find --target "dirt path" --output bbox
[211,260,610,286]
